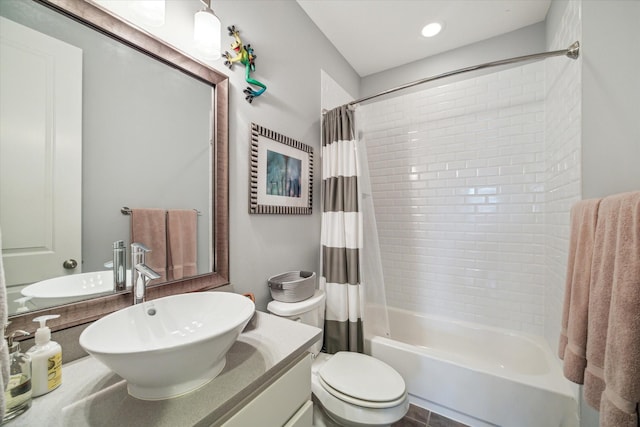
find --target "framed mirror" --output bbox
[1,0,229,332]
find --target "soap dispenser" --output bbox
[3,329,32,422]
[26,315,62,397]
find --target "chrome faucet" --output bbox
[131,242,161,304]
[112,240,127,291]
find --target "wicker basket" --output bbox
[268,271,316,303]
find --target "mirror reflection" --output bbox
[0,0,214,315]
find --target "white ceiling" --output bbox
[296,0,551,77]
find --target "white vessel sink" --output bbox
[21,270,131,306]
[79,292,255,400]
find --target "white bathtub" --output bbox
[366,307,578,427]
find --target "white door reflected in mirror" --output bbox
[0,16,82,287]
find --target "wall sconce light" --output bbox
[194,0,221,60]
[129,0,165,28]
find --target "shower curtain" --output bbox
[321,106,364,353]
[354,107,391,348]
[321,105,390,353]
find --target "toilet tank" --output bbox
[267,289,325,355]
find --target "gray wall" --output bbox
[118,0,361,309]
[361,22,546,100]
[546,1,640,425]
[581,0,640,199]
[0,0,360,312]
[206,1,360,310]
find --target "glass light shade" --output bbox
[194,9,221,60]
[129,0,165,27]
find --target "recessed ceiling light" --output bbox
[421,22,443,38]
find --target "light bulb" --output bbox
[194,8,221,60]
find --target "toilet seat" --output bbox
[318,352,406,409]
[311,352,409,426]
[318,376,407,409]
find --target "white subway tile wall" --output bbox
[348,0,582,353]
[544,0,582,353]
[358,46,581,341]
[354,2,581,344]
[358,61,547,335]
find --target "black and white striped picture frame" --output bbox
[249,123,313,214]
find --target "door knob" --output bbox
[63,259,78,269]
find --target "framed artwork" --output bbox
[250,123,313,214]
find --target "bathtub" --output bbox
[366,307,578,427]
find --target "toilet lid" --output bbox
[318,352,406,405]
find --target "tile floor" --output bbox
[392,404,470,427]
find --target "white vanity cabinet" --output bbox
[221,352,313,427]
[10,312,321,427]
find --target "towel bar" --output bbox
[121,206,201,216]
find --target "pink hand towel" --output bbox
[130,208,167,283]
[559,198,601,383]
[166,209,198,281]
[598,191,640,426]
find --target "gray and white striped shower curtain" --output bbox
[321,106,364,353]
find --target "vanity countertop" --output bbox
[9,311,321,427]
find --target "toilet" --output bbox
[267,289,409,427]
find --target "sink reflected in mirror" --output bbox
[20,270,132,308]
[79,292,255,400]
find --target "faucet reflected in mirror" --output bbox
[0,0,229,333]
[105,240,127,292]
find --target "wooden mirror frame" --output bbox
[7,0,229,333]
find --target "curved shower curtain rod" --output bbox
[333,41,580,110]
